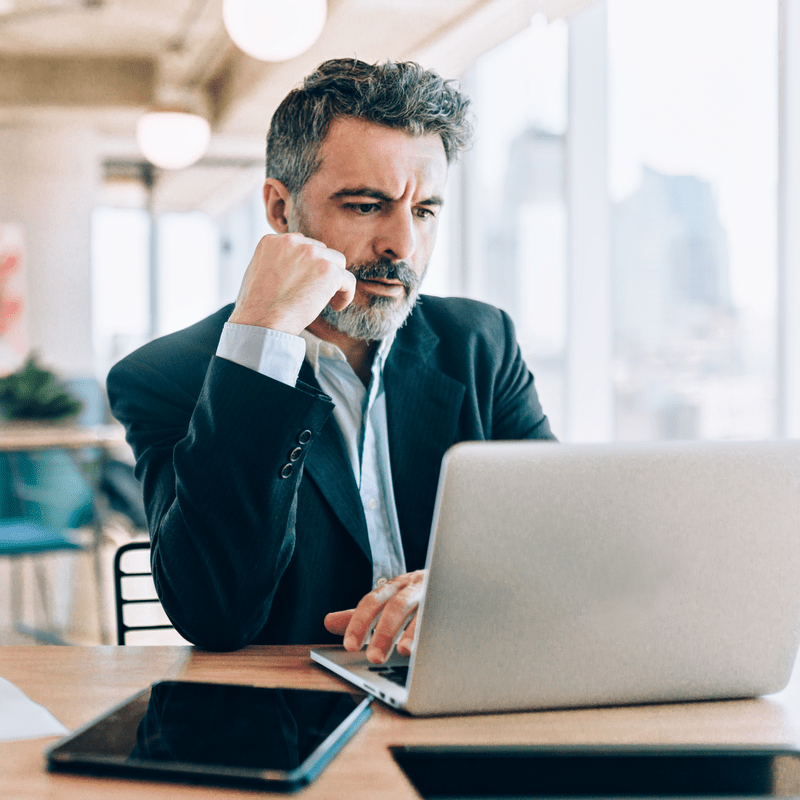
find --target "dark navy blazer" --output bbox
[107,295,555,650]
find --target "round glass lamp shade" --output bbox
[136,111,211,170]
[222,0,327,62]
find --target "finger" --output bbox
[324,609,355,635]
[365,584,422,664]
[342,579,402,651]
[328,268,356,311]
[318,246,347,270]
[366,615,414,664]
[341,572,427,654]
[395,615,417,658]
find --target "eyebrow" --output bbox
[331,187,444,206]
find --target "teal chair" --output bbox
[0,448,101,644]
[0,376,113,643]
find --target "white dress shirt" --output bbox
[217,322,407,587]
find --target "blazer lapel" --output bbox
[385,327,465,571]
[297,362,372,563]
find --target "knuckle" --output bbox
[356,596,380,616]
[377,605,402,624]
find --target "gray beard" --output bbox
[321,287,421,341]
[320,260,424,341]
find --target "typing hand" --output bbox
[324,570,427,664]
[228,233,356,335]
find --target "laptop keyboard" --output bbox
[368,665,409,686]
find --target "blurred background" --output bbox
[1,0,798,642]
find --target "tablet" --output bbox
[392,745,800,799]
[46,681,373,791]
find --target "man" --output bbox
[107,58,555,662]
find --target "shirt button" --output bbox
[298,430,312,444]
[367,498,378,510]
[289,447,303,462]
[279,464,293,479]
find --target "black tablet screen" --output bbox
[392,746,800,799]
[48,681,371,789]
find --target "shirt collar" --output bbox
[299,327,396,378]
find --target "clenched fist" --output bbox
[228,233,356,335]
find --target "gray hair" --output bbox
[266,58,473,197]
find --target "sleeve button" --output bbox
[289,447,303,462]
[298,430,312,444]
[279,463,293,479]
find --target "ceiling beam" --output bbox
[203,0,528,136]
[0,56,155,106]
[409,0,539,77]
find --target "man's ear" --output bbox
[263,178,294,233]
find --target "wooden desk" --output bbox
[2,645,799,800]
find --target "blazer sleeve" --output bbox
[107,351,334,650]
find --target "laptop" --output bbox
[311,440,800,716]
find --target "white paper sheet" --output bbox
[0,675,68,742]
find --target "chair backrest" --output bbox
[63,375,111,426]
[7,451,93,529]
[113,540,185,645]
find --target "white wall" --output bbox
[0,120,99,376]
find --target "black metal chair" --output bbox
[113,540,180,645]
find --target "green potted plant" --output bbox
[0,354,82,421]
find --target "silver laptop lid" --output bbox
[406,440,800,715]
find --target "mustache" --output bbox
[349,258,420,290]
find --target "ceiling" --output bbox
[0,0,594,212]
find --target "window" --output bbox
[156,212,220,337]
[609,0,778,440]
[461,15,569,436]
[92,180,266,376]
[91,206,150,375]
[460,0,779,442]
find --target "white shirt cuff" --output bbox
[217,322,306,387]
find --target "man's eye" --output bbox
[347,203,380,214]
[416,207,437,219]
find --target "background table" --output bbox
[0,422,124,452]
[2,645,799,800]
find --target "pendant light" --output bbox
[136,110,211,171]
[222,0,327,62]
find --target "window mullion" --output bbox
[778,0,800,437]
[565,0,614,442]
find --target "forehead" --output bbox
[310,117,448,197]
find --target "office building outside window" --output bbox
[461,0,778,442]
[609,0,778,441]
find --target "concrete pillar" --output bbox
[0,119,99,376]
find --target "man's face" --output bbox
[288,117,448,340]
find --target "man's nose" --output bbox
[375,208,416,262]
